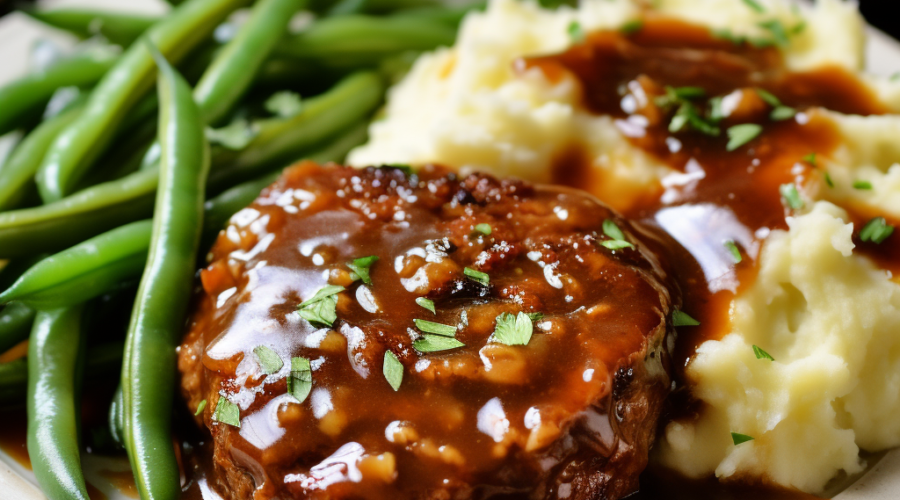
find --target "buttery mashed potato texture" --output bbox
[350,0,900,493]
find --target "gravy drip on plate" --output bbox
[522,16,891,377]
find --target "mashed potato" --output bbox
[351,0,900,493]
[348,0,891,212]
[656,202,900,491]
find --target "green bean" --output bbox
[0,46,118,137]
[37,0,250,203]
[122,45,210,500]
[0,303,35,356]
[0,168,157,259]
[0,102,84,211]
[108,385,125,448]
[196,0,306,125]
[0,220,151,309]
[20,8,160,47]
[276,14,456,67]
[209,71,383,191]
[0,72,382,258]
[27,305,89,500]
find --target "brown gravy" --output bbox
[1,14,897,500]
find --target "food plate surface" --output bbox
[2,0,900,499]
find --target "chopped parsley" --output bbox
[213,397,240,428]
[414,319,457,337]
[286,356,312,403]
[825,172,835,188]
[741,0,765,13]
[347,255,378,285]
[621,19,643,35]
[757,19,790,48]
[726,124,762,151]
[253,345,283,375]
[297,285,344,327]
[413,335,465,353]
[708,96,726,122]
[803,153,817,167]
[770,105,796,121]
[567,21,585,43]
[492,312,534,346]
[602,219,626,240]
[474,223,492,236]
[601,219,635,250]
[383,351,403,391]
[724,240,742,264]
[779,183,804,210]
[194,399,207,416]
[755,88,780,107]
[527,312,545,322]
[853,180,873,190]
[464,267,489,286]
[264,91,303,118]
[860,217,895,244]
[731,432,755,445]
[669,102,721,136]
[753,345,775,361]
[415,297,436,314]
[754,89,795,120]
[672,310,700,327]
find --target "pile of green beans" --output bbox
[0,0,479,498]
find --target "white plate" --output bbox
[1,1,900,499]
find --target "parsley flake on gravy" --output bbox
[383,351,404,391]
[194,399,207,416]
[253,345,283,374]
[414,335,465,353]
[287,356,312,403]
[297,285,344,327]
[213,397,241,428]
[464,267,490,286]
[726,124,763,151]
[601,219,636,250]
[492,312,534,346]
[347,255,378,285]
[416,297,436,314]
[779,183,804,210]
[474,223,492,236]
[414,319,457,337]
[860,217,895,244]
[673,310,700,327]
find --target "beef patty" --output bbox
[178,162,677,499]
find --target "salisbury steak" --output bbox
[178,162,676,499]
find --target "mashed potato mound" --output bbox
[348,0,888,212]
[350,0,900,493]
[657,202,900,492]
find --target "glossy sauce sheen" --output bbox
[524,16,889,376]
[179,163,674,498]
